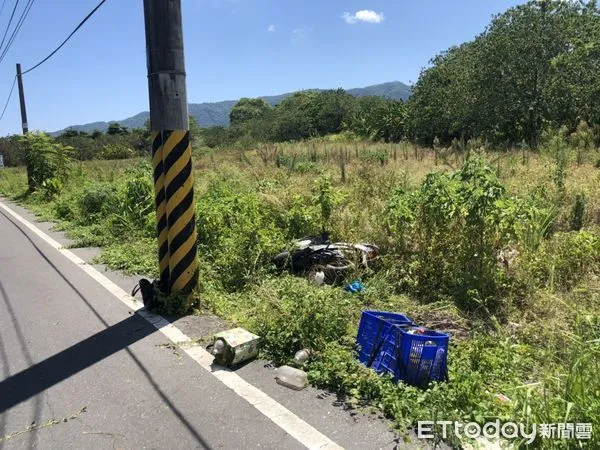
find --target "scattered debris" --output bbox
[294,348,312,365]
[310,270,326,286]
[494,393,511,404]
[209,327,260,367]
[273,235,380,284]
[497,247,519,271]
[275,365,308,390]
[344,280,365,293]
[0,406,88,443]
[156,342,181,359]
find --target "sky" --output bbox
[0,0,524,136]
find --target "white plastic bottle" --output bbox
[275,365,308,390]
[294,349,311,365]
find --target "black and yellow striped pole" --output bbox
[151,131,170,291]
[162,130,198,294]
[144,0,198,297]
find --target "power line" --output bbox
[22,0,107,75]
[0,0,35,64]
[0,75,16,122]
[0,0,8,22]
[0,0,21,54]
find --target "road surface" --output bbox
[0,199,418,450]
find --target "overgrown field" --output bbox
[1,138,599,448]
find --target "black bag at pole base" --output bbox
[132,278,164,310]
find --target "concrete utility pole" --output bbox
[143,0,199,296]
[16,63,33,191]
[16,64,28,134]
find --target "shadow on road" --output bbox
[0,207,213,449]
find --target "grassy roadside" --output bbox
[1,141,599,448]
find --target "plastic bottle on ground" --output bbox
[294,349,311,365]
[275,365,308,390]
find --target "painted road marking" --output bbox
[0,199,344,450]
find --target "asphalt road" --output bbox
[0,199,422,450]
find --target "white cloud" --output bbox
[342,10,385,24]
[267,24,276,33]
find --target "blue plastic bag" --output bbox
[344,281,365,293]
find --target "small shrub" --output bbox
[249,277,354,363]
[99,144,135,160]
[196,180,286,290]
[285,194,319,238]
[78,182,119,221]
[386,157,508,312]
[19,132,74,191]
[294,161,320,174]
[312,173,342,233]
[53,191,81,220]
[110,166,154,235]
[569,192,587,231]
[360,149,388,166]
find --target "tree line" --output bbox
[202,90,407,148]
[216,0,600,149]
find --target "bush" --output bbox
[54,193,80,220]
[248,277,355,363]
[385,156,509,312]
[19,132,74,192]
[98,143,135,160]
[110,166,155,236]
[569,192,587,231]
[196,180,286,289]
[78,183,119,222]
[285,194,319,238]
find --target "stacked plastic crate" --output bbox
[355,310,449,388]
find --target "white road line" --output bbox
[0,199,344,450]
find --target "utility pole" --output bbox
[143,0,199,297]
[16,63,33,191]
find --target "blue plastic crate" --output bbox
[356,310,449,387]
[393,327,449,387]
[355,310,414,369]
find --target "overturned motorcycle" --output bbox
[272,235,380,285]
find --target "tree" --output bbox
[229,98,271,126]
[350,97,407,142]
[189,116,203,145]
[407,0,600,147]
[202,126,233,148]
[107,122,129,136]
[313,89,357,136]
[19,132,74,191]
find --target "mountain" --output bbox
[54,81,411,134]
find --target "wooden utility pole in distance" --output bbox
[143,0,199,297]
[16,63,33,191]
[16,64,28,134]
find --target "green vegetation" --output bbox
[2,141,599,448]
[1,1,599,447]
[50,81,411,133]
[408,0,600,147]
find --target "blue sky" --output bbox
[0,0,522,136]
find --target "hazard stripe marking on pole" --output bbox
[162,130,198,294]
[151,131,170,291]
